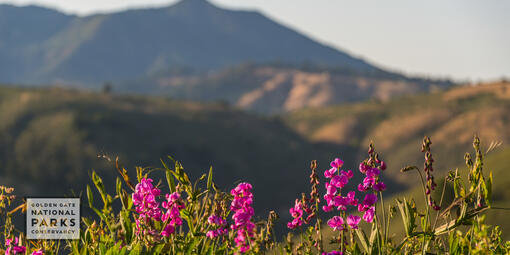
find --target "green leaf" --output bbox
[92,171,108,206]
[120,209,133,243]
[369,223,379,254]
[116,177,122,197]
[161,159,176,193]
[486,171,493,207]
[355,228,370,253]
[99,243,107,254]
[207,166,213,191]
[396,198,415,237]
[86,185,94,208]
[206,244,214,255]
[185,238,200,255]
[153,244,166,254]
[128,244,143,255]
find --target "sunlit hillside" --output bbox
[286,81,510,188]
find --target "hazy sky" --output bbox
[2,0,509,81]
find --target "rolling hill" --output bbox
[0,0,376,85]
[285,81,510,189]
[0,85,361,219]
[119,63,452,113]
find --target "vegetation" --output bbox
[383,145,510,241]
[0,82,509,254]
[0,85,345,218]
[0,136,508,254]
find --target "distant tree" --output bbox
[102,82,113,94]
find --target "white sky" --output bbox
[1,0,509,82]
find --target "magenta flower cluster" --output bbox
[206,214,228,239]
[132,178,162,221]
[5,237,26,255]
[287,199,305,229]
[320,158,364,231]
[230,183,256,253]
[132,178,163,236]
[161,192,185,237]
[132,178,184,238]
[357,157,386,223]
[287,155,388,233]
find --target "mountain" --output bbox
[119,63,453,113]
[0,5,73,82]
[0,0,376,85]
[285,81,510,188]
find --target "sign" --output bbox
[26,198,80,239]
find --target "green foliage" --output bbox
[0,86,340,216]
[0,137,509,254]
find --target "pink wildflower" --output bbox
[322,251,343,255]
[347,215,361,229]
[324,168,337,178]
[346,191,358,206]
[373,182,386,192]
[330,174,348,188]
[341,170,354,179]
[362,207,375,223]
[380,161,387,170]
[362,193,378,208]
[330,158,344,169]
[287,199,304,229]
[206,215,228,239]
[132,178,162,221]
[327,216,344,231]
[230,182,256,253]
[161,192,185,237]
[5,237,26,255]
[359,162,370,174]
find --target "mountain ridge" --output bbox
[0,0,377,85]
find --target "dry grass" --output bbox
[366,109,452,150]
[443,81,510,101]
[311,117,359,144]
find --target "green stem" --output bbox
[412,168,430,255]
[433,176,448,230]
[385,208,391,247]
[379,191,387,244]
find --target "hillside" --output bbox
[0,0,376,85]
[119,64,452,113]
[285,81,510,188]
[0,85,358,218]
